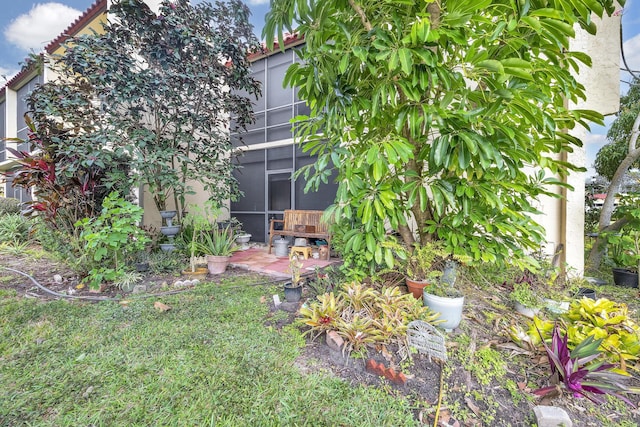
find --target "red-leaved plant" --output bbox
[534,324,638,406]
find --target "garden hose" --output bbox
[0,265,295,302]
[1,266,120,301]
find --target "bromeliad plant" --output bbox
[533,324,639,406]
[198,226,236,257]
[299,282,441,357]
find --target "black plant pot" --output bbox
[135,262,150,273]
[576,288,596,300]
[612,268,639,288]
[283,282,302,303]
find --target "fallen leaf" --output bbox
[154,301,171,312]
[464,396,481,417]
[260,296,267,303]
[119,300,130,307]
[381,345,393,362]
[76,283,85,290]
[517,381,527,391]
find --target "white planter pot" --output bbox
[423,291,464,332]
[544,298,570,314]
[514,302,540,318]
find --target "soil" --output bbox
[2,248,640,426]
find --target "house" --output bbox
[0,0,108,202]
[0,1,622,273]
[228,34,338,242]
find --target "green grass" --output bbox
[0,276,418,426]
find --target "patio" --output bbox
[229,244,340,278]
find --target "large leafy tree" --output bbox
[265,0,618,269]
[587,77,640,270]
[30,0,260,217]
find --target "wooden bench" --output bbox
[268,209,331,257]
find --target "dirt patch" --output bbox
[0,247,263,300]
[268,283,640,426]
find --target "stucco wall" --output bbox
[539,13,621,273]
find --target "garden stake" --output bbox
[434,359,445,427]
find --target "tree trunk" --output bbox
[587,112,640,271]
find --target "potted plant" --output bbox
[605,229,640,288]
[133,251,151,273]
[283,253,304,302]
[509,281,543,318]
[405,241,448,298]
[603,195,640,288]
[198,226,236,274]
[180,206,215,278]
[422,269,465,332]
[233,220,251,250]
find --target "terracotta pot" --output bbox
[405,278,431,299]
[206,255,229,274]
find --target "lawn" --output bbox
[0,277,418,426]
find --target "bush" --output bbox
[0,197,21,215]
[148,251,187,274]
[76,192,150,290]
[0,214,31,244]
[33,219,86,273]
[299,283,441,358]
[528,298,640,372]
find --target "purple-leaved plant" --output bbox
[534,324,638,406]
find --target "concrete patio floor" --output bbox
[229,244,340,278]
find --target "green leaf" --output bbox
[477,60,504,74]
[398,48,413,75]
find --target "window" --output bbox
[15,75,43,152]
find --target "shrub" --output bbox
[299,283,441,358]
[533,324,638,405]
[148,251,187,274]
[32,218,86,273]
[0,197,21,215]
[0,214,31,244]
[526,299,640,372]
[76,192,150,290]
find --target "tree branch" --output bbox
[348,0,372,32]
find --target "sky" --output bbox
[0,0,638,178]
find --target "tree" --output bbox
[594,78,640,181]
[30,0,260,217]
[587,77,640,270]
[264,0,619,270]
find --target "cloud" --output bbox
[583,132,608,146]
[246,0,270,5]
[0,66,19,82]
[621,33,640,79]
[584,133,609,176]
[4,3,82,51]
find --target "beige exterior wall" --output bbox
[142,181,231,228]
[538,13,621,273]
